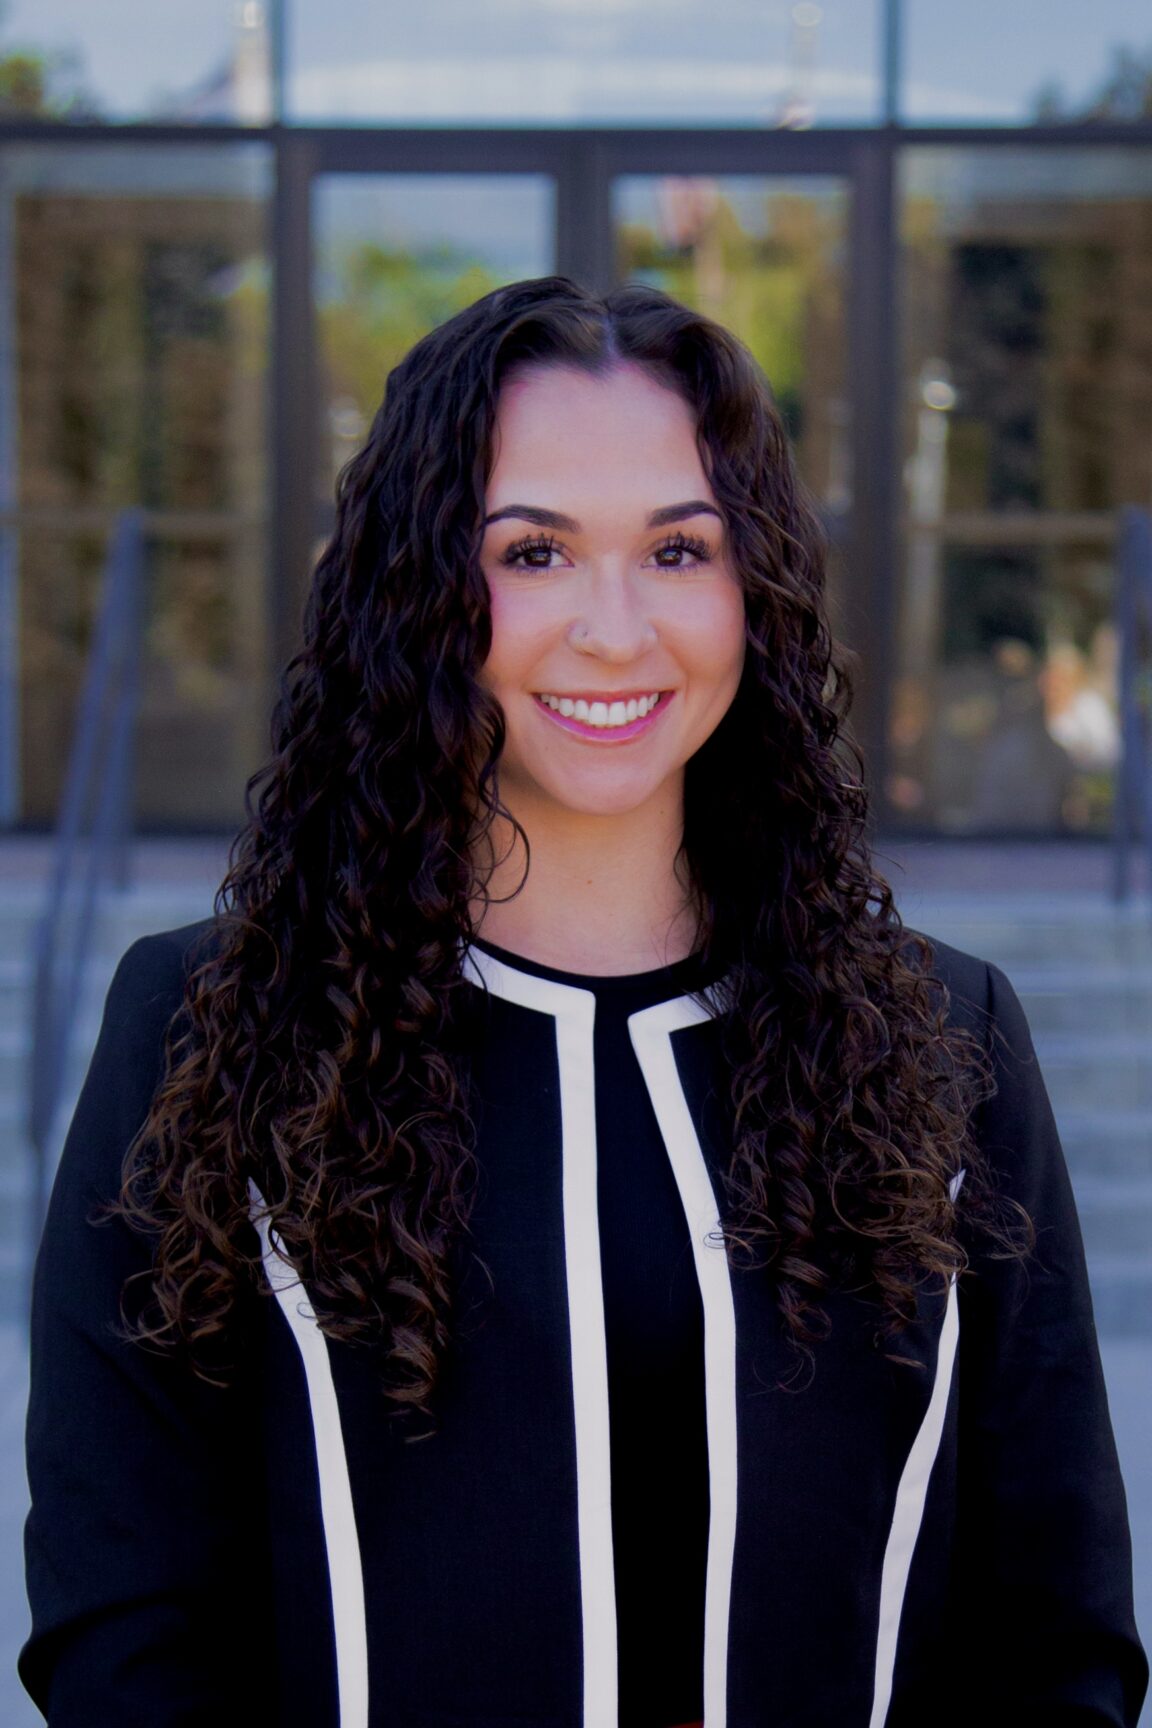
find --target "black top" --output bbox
[18,916,1149,1728]
[469,933,723,1726]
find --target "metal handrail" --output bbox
[1112,504,1152,913]
[24,508,145,1325]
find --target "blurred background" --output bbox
[0,1,1150,1719]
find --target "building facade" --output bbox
[1,0,1150,838]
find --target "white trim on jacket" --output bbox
[246,942,963,1728]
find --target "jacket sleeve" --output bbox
[17,932,274,1727]
[948,958,1149,1726]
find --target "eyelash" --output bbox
[499,529,713,571]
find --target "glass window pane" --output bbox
[890,145,1152,835]
[901,147,1152,516]
[902,0,1152,125]
[888,539,1120,833]
[0,0,273,123]
[289,0,883,127]
[314,173,554,498]
[614,172,851,623]
[2,143,272,828]
[616,174,850,496]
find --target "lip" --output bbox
[534,688,665,704]
[532,689,675,743]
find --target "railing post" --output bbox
[1112,505,1152,914]
[25,508,144,1327]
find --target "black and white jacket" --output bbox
[18,917,1149,1727]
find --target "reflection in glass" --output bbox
[902,2,1152,127]
[1,145,271,828]
[887,545,1121,834]
[0,0,273,123]
[614,174,850,516]
[892,147,1152,834]
[288,0,883,127]
[314,175,554,498]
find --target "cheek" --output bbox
[480,586,547,687]
[673,582,747,683]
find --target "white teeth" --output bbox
[537,691,664,728]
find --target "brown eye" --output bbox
[653,531,712,567]
[501,533,562,569]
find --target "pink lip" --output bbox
[533,690,674,742]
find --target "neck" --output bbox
[468,784,701,976]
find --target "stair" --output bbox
[2,866,1150,1339]
[0,879,219,1323]
[896,891,1152,1338]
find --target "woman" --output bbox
[20,276,1147,1728]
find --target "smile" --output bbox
[532,690,674,741]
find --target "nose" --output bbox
[567,570,659,661]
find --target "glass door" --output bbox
[311,169,556,525]
[611,170,853,627]
[2,141,272,828]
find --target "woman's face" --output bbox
[477,362,747,825]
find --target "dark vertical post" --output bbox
[847,131,900,823]
[1112,505,1152,908]
[267,0,287,124]
[269,127,317,690]
[555,137,616,295]
[882,0,902,127]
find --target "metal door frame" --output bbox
[273,125,896,803]
[1,107,1150,833]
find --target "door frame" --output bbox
[271,126,899,811]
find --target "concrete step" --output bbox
[1059,1112,1152,1179]
[1071,1175,1152,1258]
[925,925,1152,968]
[1082,1256,1152,1337]
[1030,1032,1152,1113]
[0,995,117,1102]
[1003,966,1152,1036]
[0,892,217,1025]
[906,896,1152,967]
[0,879,1146,1344]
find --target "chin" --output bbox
[539,781,670,817]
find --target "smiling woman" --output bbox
[474,361,747,972]
[19,275,1148,1728]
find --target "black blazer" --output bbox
[17,917,1150,1727]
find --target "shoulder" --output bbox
[36,920,221,1277]
[76,916,225,1141]
[895,922,993,1033]
[896,920,1043,1106]
[899,922,1038,1073]
[899,923,1073,1231]
[103,915,223,1032]
[111,913,223,987]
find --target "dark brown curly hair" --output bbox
[97,273,1034,1433]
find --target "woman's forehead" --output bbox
[486,369,707,501]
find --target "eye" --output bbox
[650,529,713,568]
[499,532,565,570]
[498,528,714,571]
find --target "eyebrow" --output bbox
[482,500,723,531]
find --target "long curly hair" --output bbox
[97,273,1034,1432]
